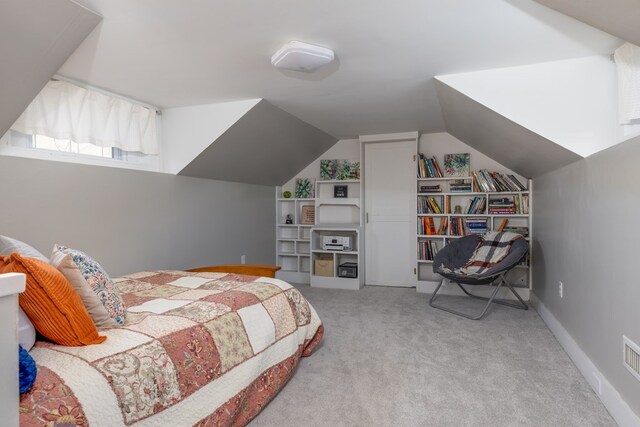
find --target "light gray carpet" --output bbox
[251,285,614,427]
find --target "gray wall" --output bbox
[0,156,275,277]
[177,100,338,186]
[533,135,640,416]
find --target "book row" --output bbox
[418,217,490,236]
[418,196,446,214]
[418,180,472,193]
[417,154,444,178]
[488,195,530,215]
[418,217,530,238]
[418,195,528,215]
[472,170,527,193]
[418,240,439,261]
[417,171,528,195]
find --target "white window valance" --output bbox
[11,80,158,155]
[614,42,640,125]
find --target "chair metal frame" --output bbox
[429,272,528,320]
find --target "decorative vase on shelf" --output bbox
[283,191,292,199]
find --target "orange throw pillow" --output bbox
[0,253,106,346]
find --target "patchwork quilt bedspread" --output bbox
[20,270,324,426]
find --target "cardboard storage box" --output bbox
[314,256,334,277]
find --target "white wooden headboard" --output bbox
[0,273,26,427]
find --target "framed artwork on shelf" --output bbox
[295,178,315,198]
[444,153,470,177]
[334,185,348,198]
[300,206,315,225]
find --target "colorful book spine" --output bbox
[418,240,440,261]
[431,157,443,177]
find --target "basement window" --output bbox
[1,130,156,169]
[0,78,160,171]
[15,132,117,159]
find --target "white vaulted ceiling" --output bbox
[59,0,620,140]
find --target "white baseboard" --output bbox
[530,293,640,427]
[416,279,530,301]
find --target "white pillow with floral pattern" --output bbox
[51,244,126,326]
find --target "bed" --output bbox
[18,269,323,426]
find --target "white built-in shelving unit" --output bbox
[275,178,364,289]
[275,191,315,284]
[310,179,364,290]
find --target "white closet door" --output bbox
[364,140,416,287]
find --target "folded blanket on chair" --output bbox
[440,231,522,276]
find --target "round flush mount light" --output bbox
[271,41,335,73]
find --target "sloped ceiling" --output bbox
[178,100,337,185]
[59,0,619,139]
[534,0,640,46]
[436,56,640,159]
[434,79,582,178]
[1,0,627,183]
[0,0,101,137]
[161,99,262,175]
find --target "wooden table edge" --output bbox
[186,264,282,278]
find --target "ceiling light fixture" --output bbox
[271,41,335,73]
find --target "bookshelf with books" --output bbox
[415,154,532,294]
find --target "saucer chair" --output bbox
[430,235,529,320]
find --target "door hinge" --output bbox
[412,154,416,161]
[413,267,417,274]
